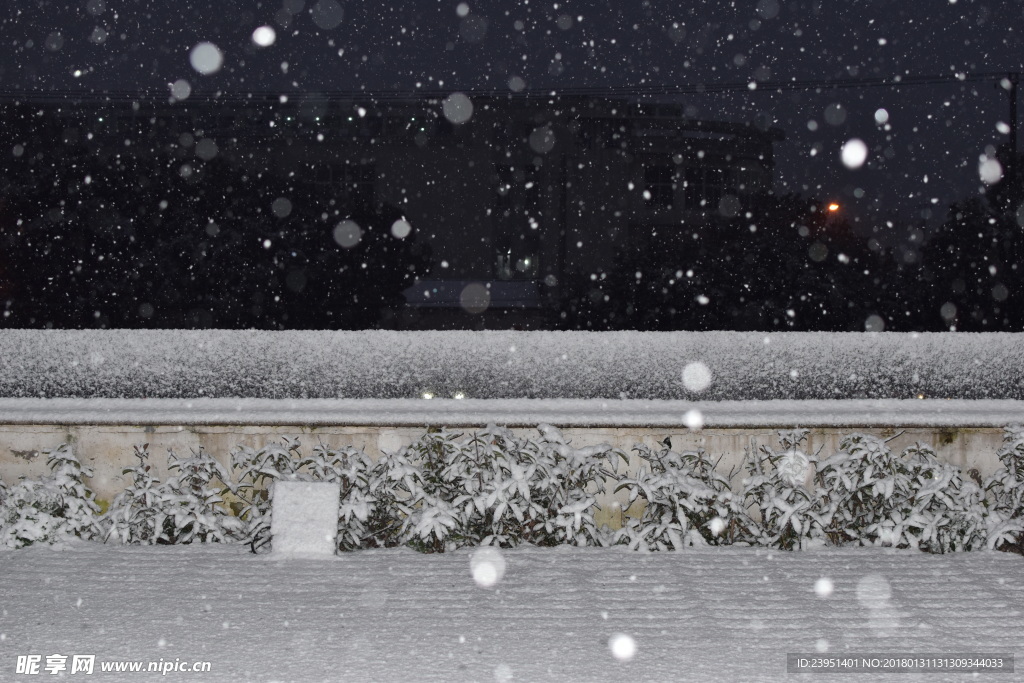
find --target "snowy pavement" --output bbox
[0,544,1021,682]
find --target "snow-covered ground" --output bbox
[1,543,1020,682]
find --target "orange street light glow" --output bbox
[827,203,840,212]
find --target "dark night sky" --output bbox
[2,0,1022,230]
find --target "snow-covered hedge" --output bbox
[2,425,1022,554]
[1,330,1023,399]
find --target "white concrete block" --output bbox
[270,480,341,557]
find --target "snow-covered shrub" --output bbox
[366,443,436,549]
[615,438,751,550]
[303,443,376,551]
[368,425,625,552]
[103,444,172,544]
[816,435,984,552]
[385,429,465,552]
[231,438,380,551]
[528,424,626,547]
[367,428,501,552]
[0,445,101,548]
[900,443,986,553]
[983,426,1024,553]
[1,480,67,548]
[230,438,305,545]
[162,447,242,544]
[743,430,826,550]
[816,434,912,546]
[459,425,623,548]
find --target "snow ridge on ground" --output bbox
[0,330,1022,400]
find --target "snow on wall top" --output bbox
[0,330,1021,400]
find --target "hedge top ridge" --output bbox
[0,330,1020,400]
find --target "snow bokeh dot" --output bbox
[252,26,276,47]
[493,663,513,682]
[979,156,1003,185]
[682,362,712,392]
[841,138,868,169]
[778,448,810,487]
[442,93,474,125]
[460,282,491,314]
[683,409,704,430]
[332,220,363,248]
[45,32,64,52]
[824,102,847,126]
[855,574,892,610]
[756,0,780,19]
[528,126,556,154]
[169,79,191,101]
[194,138,218,161]
[608,633,637,661]
[391,218,412,239]
[814,577,834,598]
[310,0,345,30]
[189,42,223,75]
[459,13,488,42]
[864,314,885,332]
[470,547,506,588]
[708,516,726,537]
[272,198,293,219]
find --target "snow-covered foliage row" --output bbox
[1,330,1023,399]
[232,426,624,552]
[2,425,1022,554]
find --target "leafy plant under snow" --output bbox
[983,426,1024,552]
[0,445,101,548]
[742,429,827,550]
[103,444,171,544]
[369,425,626,552]
[816,434,985,552]
[615,438,751,550]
